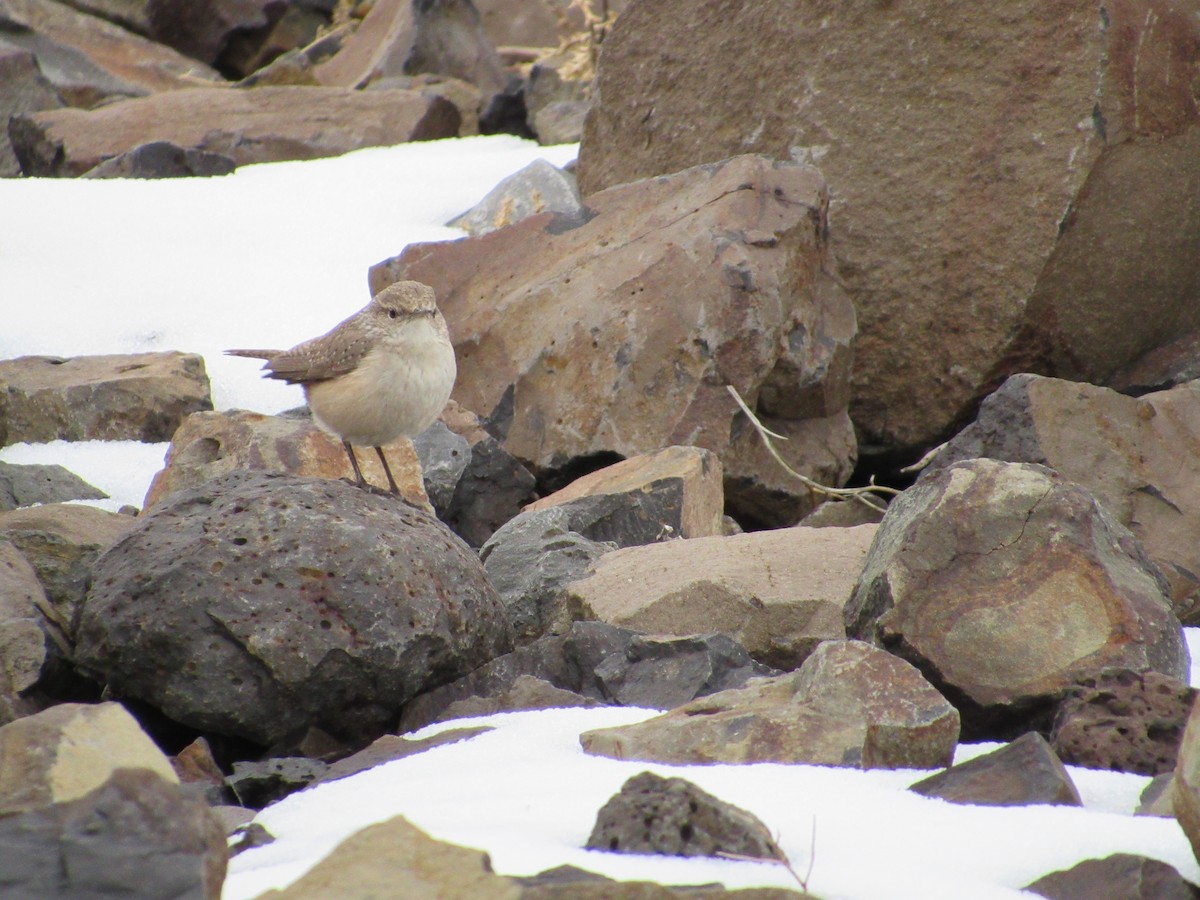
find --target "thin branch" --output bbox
[716,816,817,894]
[726,385,900,513]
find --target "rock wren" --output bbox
[227,281,456,495]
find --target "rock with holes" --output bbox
[74,471,513,746]
[586,771,785,860]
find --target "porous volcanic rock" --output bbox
[370,153,857,526]
[580,640,959,768]
[576,0,1200,457]
[74,471,513,746]
[846,459,1188,739]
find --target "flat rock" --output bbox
[575,0,1200,457]
[931,375,1200,621]
[10,84,462,176]
[399,621,774,733]
[909,732,1082,807]
[586,771,784,860]
[226,757,329,809]
[580,639,959,768]
[524,445,725,544]
[846,459,1188,739]
[449,158,583,236]
[0,460,106,510]
[1025,853,1198,900]
[567,524,876,670]
[82,139,236,177]
[316,725,492,785]
[0,768,226,900]
[370,154,857,526]
[142,409,429,512]
[75,471,513,746]
[0,701,178,816]
[0,351,211,444]
[1050,668,1196,776]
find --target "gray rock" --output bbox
[0,460,107,510]
[75,471,513,746]
[1025,853,1197,900]
[82,140,236,178]
[449,158,583,236]
[0,39,62,177]
[909,732,1082,807]
[226,757,329,809]
[586,771,785,860]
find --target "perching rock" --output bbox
[931,375,1200,621]
[1050,668,1196,776]
[449,158,583,236]
[909,732,1082,808]
[0,460,106,510]
[846,459,1188,739]
[370,154,857,526]
[10,85,462,176]
[75,471,513,746]
[399,620,774,733]
[586,771,784,860]
[0,351,211,444]
[143,409,430,512]
[0,768,226,900]
[0,701,178,816]
[580,640,959,768]
[1025,853,1197,900]
[576,0,1200,458]
[566,524,876,670]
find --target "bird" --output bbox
[226,280,456,495]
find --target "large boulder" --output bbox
[575,0,1200,458]
[75,471,513,746]
[0,540,49,723]
[846,459,1188,738]
[580,640,959,768]
[370,153,857,526]
[931,375,1200,621]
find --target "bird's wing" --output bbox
[249,332,375,385]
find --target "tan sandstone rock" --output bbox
[567,524,875,670]
[9,85,463,176]
[371,153,857,525]
[1174,698,1200,864]
[0,701,178,816]
[0,540,48,723]
[575,0,1200,456]
[0,351,211,445]
[143,409,429,512]
[580,639,959,768]
[847,458,1188,737]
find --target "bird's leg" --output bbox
[343,441,368,489]
[375,446,401,495]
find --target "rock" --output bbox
[254,814,521,900]
[313,0,506,100]
[524,446,725,544]
[399,621,774,733]
[0,351,211,443]
[41,0,151,35]
[82,139,236,178]
[1050,668,1196,776]
[1171,694,1200,861]
[799,499,885,529]
[141,0,285,68]
[1110,331,1200,395]
[525,51,590,144]
[909,732,1082,807]
[530,100,588,146]
[75,471,512,746]
[9,85,462,176]
[448,158,582,236]
[575,0,1200,458]
[0,540,48,723]
[226,757,329,809]
[370,154,856,526]
[586,770,785,860]
[1025,853,1198,900]
[0,768,227,900]
[580,639,959,768]
[519,872,807,900]
[316,725,492,784]
[846,459,1189,739]
[0,701,178,816]
[0,40,62,177]
[930,375,1200,621]
[171,736,229,806]
[412,402,536,547]
[142,409,429,512]
[566,524,876,670]
[0,503,135,645]
[0,460,107,510]
[366,72,482,135]
[229,821,275,857]
[1137,773,1176,818]
[480,506,615,642]
[474,0,576,48]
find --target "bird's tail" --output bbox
[225,349,279,361]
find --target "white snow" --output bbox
[1,136,1197,899]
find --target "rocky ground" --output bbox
[3,1,1200,898]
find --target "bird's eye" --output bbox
[388,310,396,319]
